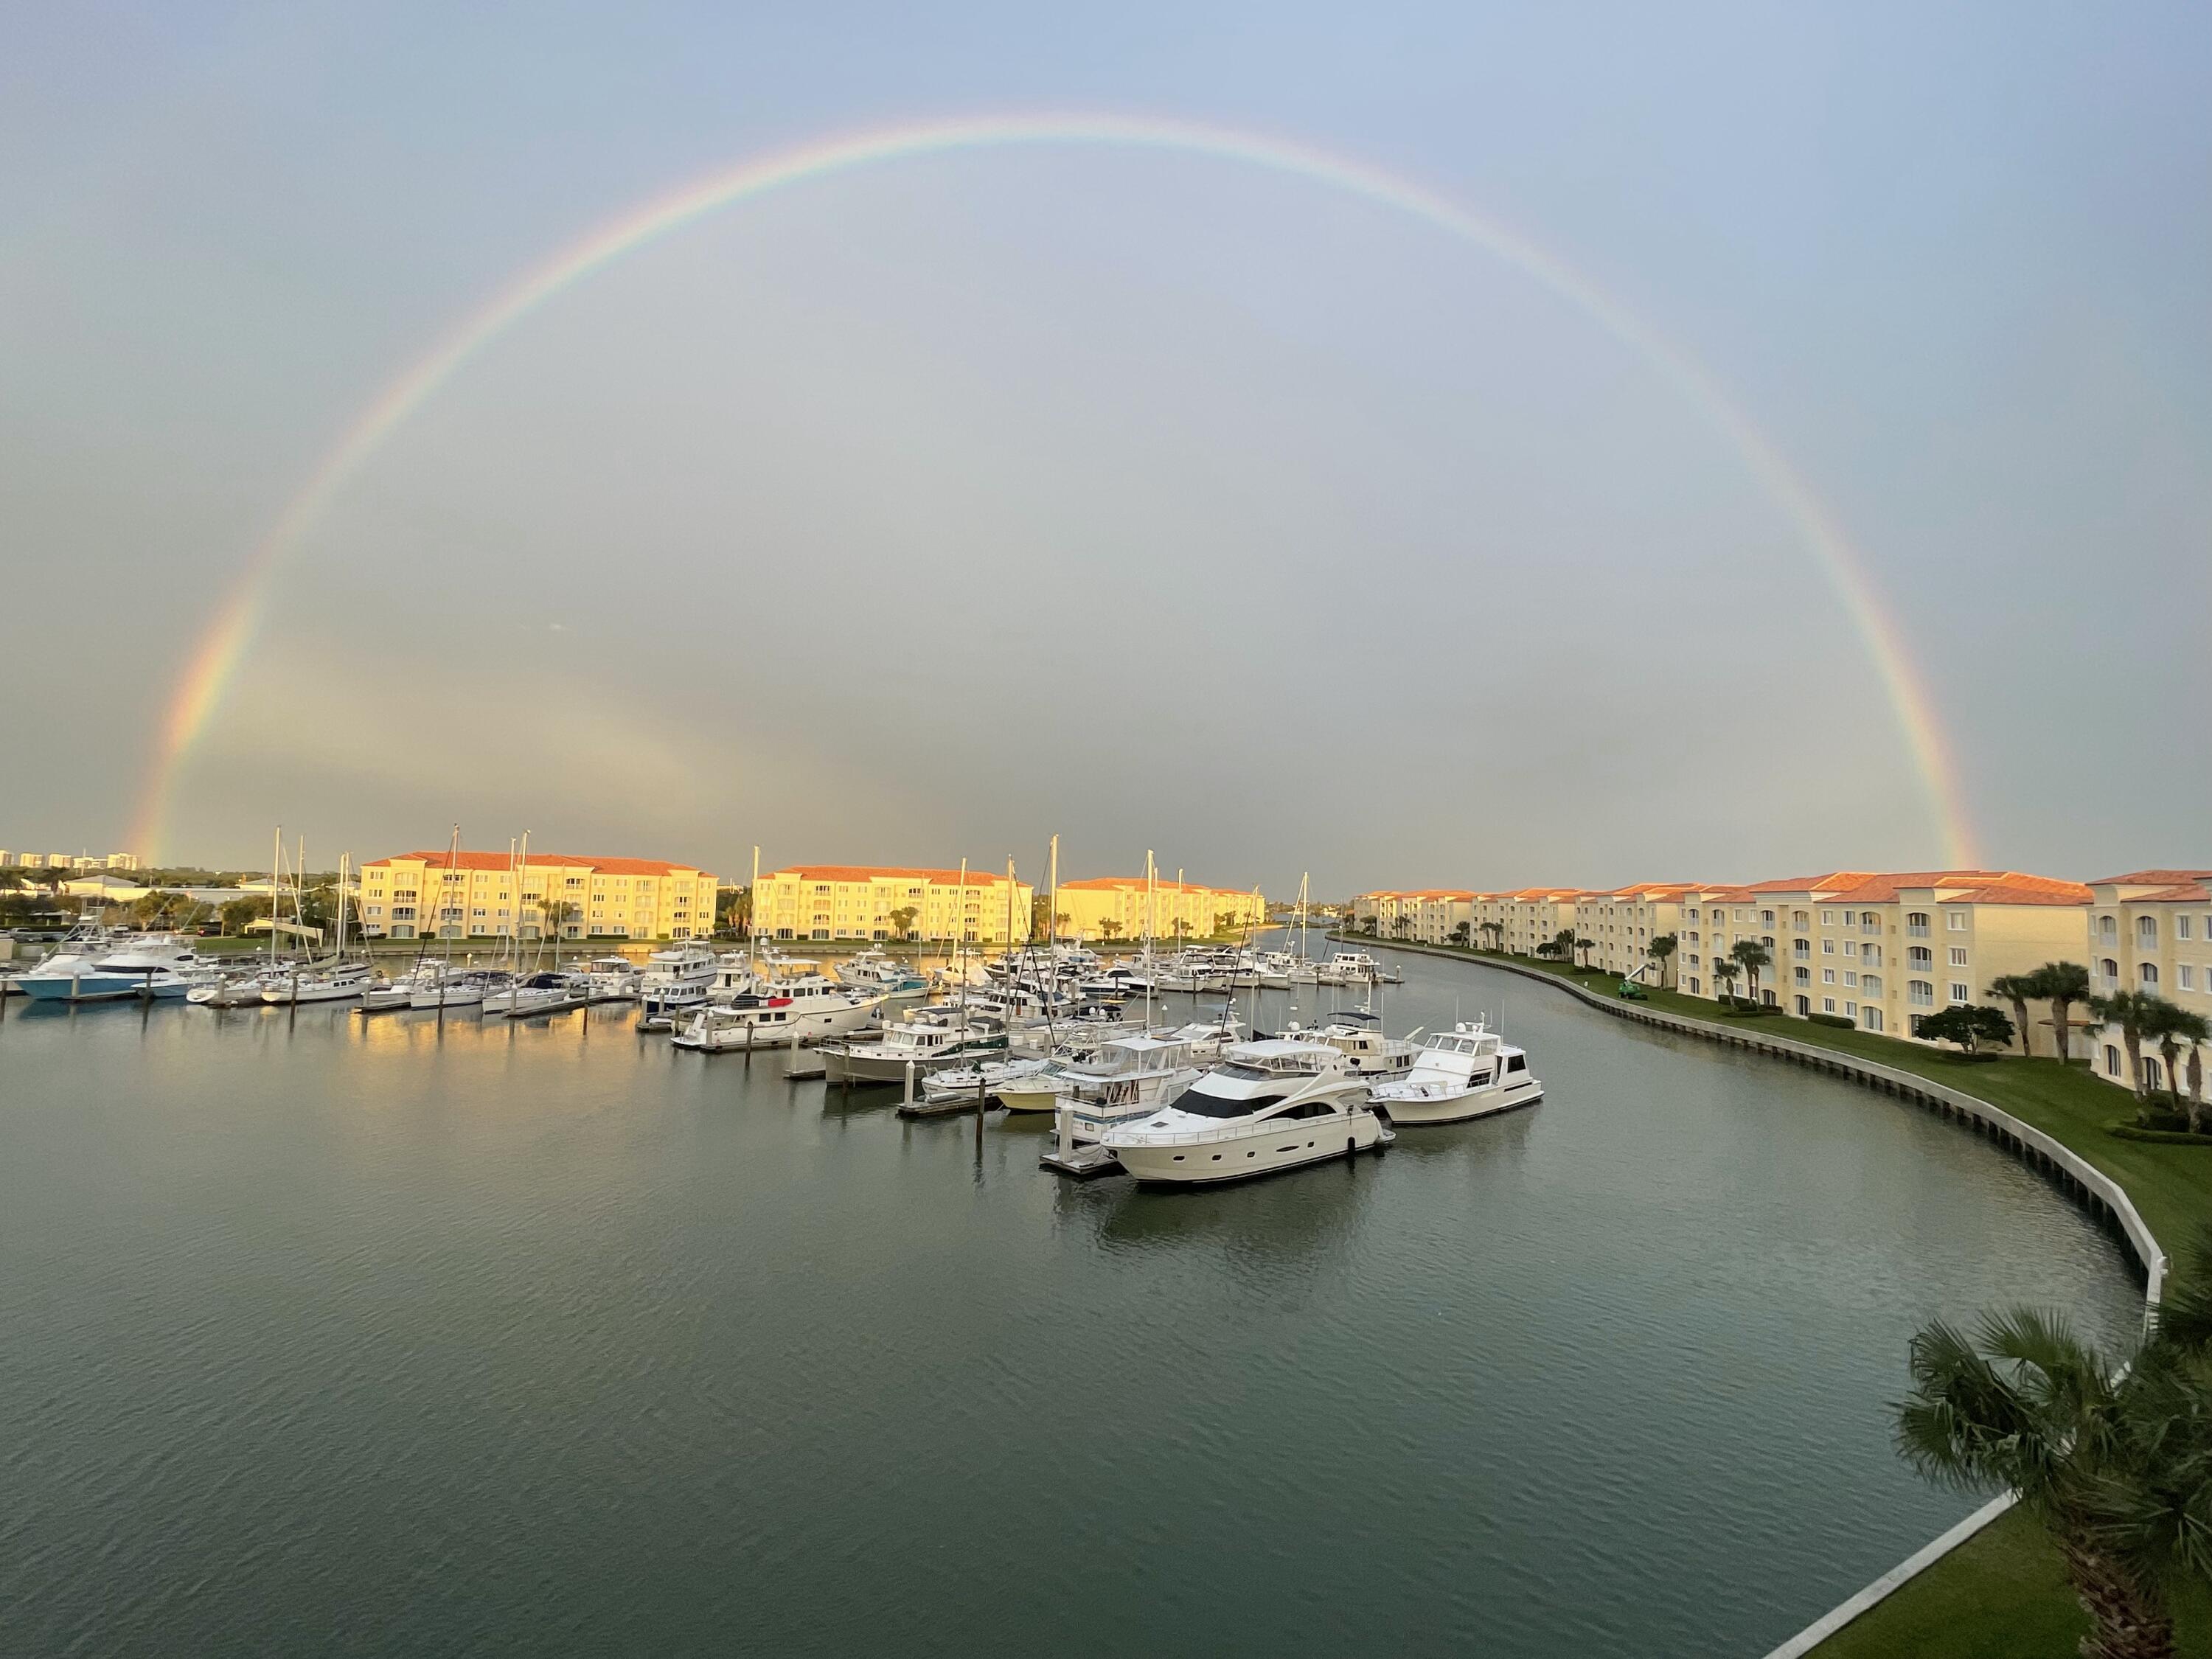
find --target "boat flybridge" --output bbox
[1279,1009,1418,1078]
[1102,1038,1388,1184]
[1003,1033,1208,1138]
[1368,1020,1543,1125]
[1315,950,1397,986]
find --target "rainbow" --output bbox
[131,111,1976,866]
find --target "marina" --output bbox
[0,939,2146,1658]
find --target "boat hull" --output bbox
[1372,1077,1543,1125]
[822,1038,1007,1085]
[1111,1113,1387,1184]
[18,975,187,1002]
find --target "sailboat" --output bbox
[262,847,372,1004]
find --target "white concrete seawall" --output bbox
[1346,936,2168,1655]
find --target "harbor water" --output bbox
[0,946,2144,1656]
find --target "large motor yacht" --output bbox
[818,1005,1013,1085]
[836,950,931,1003]
[639,942,718,1028]
[16,933,204,1002]
[1279,1009,1418,1078]
[1368,1020,1542,1124]
[1102,1038,1387,1184]
[671,975,886,1051]
[1002,1033,1208,1139]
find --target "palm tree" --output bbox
[887,905,918,942]
[1572,934,1598,968]
[1649,933,1677,989]
[1449,922,1471,947]
[1896,1229,2212,1659]
[2152,1006,2211,1133]
[1550,927,1576,966]
[1986,973,2040,1057]
[1480,920,1503,953]
[1730,939,1772,1006]
[2037,962,2093,1064]
[2091,991,2164,1106]
[1711,958,1740,1006]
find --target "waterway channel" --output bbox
[0,947,2143,1656]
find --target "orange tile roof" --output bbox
[366,850,706,876]
[1061,877,1251,894]
[2129,881,2212,902]
[2091,869,2212,888]
[771,865,1016,886]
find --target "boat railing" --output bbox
[1106,1108,1363,1147]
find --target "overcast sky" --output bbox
[2,2,2205,894]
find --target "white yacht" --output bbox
[584,956,641,1002]
[837,950,932,1002]
[1004,1034,1208,1139]
[671,975,886,1051]
[1315,950,1398,986]
[819,1006,1013,1085]
[639,942,718,1028]
[1279,1010,1418,1078]
[1102,1039,1388,1184]
[17,934,204,1002]
[1369,1021,1543,1124]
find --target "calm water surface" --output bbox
[0,946,2144,1657]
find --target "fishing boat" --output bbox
[15,933,206,1002]
[835,950,931,1002]
[1369,1021,1543,1124]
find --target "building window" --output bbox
[1821,939,1834,955]
[2140,963,2160,987]
[2104,1044,2122,1077]
[1950,982,1970,1004]
[1823,997,1836,1013]
[2180,915,2195,941]
[1863,1007,1883,1032]
[2101,957,2120,981]
[2138,916,2159,947]
[1844,1001,1858,1018]
[1793,967,1810,984]
[1909,981,1933,1006]
[1905,912,1930,937]
[1843,971,1858,988]
[1947,912,1966,931]
[1949,947,1968,967]
[1861,975,1882,997]
[1821,967,1835,984]
[2178,965,2195,991]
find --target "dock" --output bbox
[895,1091,990,1119]
[1039,1141,1122,1179]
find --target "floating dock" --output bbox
[1039,1141,1122,1179]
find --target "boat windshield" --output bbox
[1162,1080,1291,1118]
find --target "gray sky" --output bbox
[2,2,2205,894]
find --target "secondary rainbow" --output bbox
[131,111,1977,866]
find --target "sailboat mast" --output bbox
[1047,833,1058,947]
[268,824,280,968]
[748,844,760,970]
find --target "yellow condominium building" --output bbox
[1355,889,1478,945]
[1054,877,1266,943]
[1671,869,2090,1048]
[755,866,1034,944]
[360,851,717,942]
[1572,884,1700,979]
[2086,869,2212,1092]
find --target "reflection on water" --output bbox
[0,950,2146,1659]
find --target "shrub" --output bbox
[1807,1012,1855,1029]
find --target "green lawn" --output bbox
[1347,936,2212,1656]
